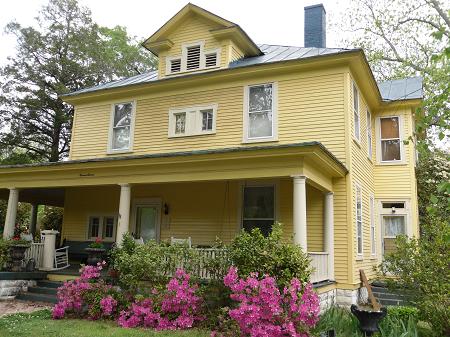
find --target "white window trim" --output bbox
[237,180,279,232]
[168,104,217,138]
[107,100,136,154]
[369,194,376,258]
[130,198,162,243]
[86,214,118,242]
[367,109,373,160]
[243,82,278,143]
[165,41,221,75]
[375,115,405,165]
[353,82,361,143]
[355,183,363,259]
[378,199,411,257]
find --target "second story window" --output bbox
[353,83,360,142]
[367,109,372,159]
[168,104,217,137]
[378,116,402,162]
[109,102,134,153]
[243,83,278,143]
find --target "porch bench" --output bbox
[65,241,114,262]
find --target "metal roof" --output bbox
[64,44,423,102]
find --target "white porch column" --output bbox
[29,203,39,238]
[292,175,307,251]
[42,229,59,270]
[116,183,131,245]
[324,192,335,280]
[3,188,19,239]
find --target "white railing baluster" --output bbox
[24,242,45,270]
[308,252,329,283]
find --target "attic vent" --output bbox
[186,45,201,70]
[205,52,218,68]
[170,58,181,73]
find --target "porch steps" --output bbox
[371,283,410,306]
[16,280,62,304]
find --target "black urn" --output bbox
[351,304,387,336]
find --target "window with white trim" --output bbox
[243,83,278,142]
[87,216,117,241]
[378,116,402,162]
[109,102,134,152]
[353,83,360,141]
[166,42,220,75]
[380,201,408,255]
[367,109,373,159]
[369,195,376,256]
[168,105,217,137]
[242,185,275,236]
[355,184,363,256]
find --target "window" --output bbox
[88,216,117,241]
[369,195,376,256]
[243,83,278,142]
[242,185,275,236]
[367,109,372,159]
[379,116,402,162]
[166,42,221,75]
[168,104,217,137]
[109,102,134,152]
[353,83,360,141]
[380,201,408,256]
[355,184,363,257]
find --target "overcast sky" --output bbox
[0,0,352,64]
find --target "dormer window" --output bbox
[166,41,220,75]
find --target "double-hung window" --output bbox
[367,109,372,159]
[109,102,134,152]
[353,83,360,142]
[378,116,402,162]
[355,184,363,257]
[380,202,408,255]
[244,83,278,142]
[88,216,117,241]
[242,185,275,236]
[168,105,217,137]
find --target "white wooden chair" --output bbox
[170,237,192,248]
[54,246,70,270]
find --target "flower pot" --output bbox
[351,304,387,336]
[85,247,106,266]
[9,244,30,272]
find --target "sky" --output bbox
[0,0,352,65]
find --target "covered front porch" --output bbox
[0,143,347,284]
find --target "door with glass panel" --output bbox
[380,202,407,256]
[242,185,275,236]
[133,202,161,242]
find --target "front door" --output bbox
[133,200,161,242]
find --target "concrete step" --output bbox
[379,298,404,306]
[16,292,57,304]
[28,286,57,295]
[36,280,62,289]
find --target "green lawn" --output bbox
[0,310,210,337]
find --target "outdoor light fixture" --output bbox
[391,207,396,213]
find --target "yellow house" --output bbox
[0,3,422,305]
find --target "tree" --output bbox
[341,0,449,150]
[0,0,156,162]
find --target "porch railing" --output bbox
[308,252,329,283]
[24,243,45,270]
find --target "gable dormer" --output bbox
[142,3,262,79]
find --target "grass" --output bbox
[0,310,210,337]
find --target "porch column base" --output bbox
[3,188,19,239]
[292,175,307,252]
[116,183,131,245]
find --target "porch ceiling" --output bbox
[0,187,65,207]
[0,142,347,191]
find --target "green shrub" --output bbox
[0,238,11,270]
[228,223,312,287]
[387,306,419,324]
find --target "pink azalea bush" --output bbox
[213,266,320,337]
[118,269,204,330]
[52,261,120,319]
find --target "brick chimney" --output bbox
[304,4,326,48]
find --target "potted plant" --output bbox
[85,238,105,266]
[9,235,31,272]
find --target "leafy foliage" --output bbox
[0,0,156,162]
[379,221,450,335]
[0,238,11,271]
[40,206,64,232]
[228,223,312,288]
